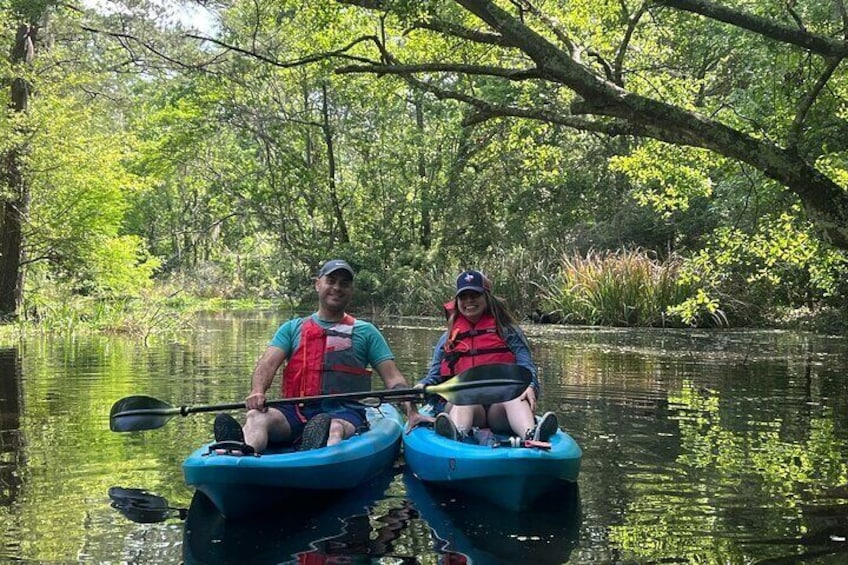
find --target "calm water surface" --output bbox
[1,311,847,564]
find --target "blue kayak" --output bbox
[183,404,403,519]
[403,412,582,511]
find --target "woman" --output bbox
[418,269,558,443]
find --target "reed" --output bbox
[538,249,721,327]
[13,287,196,342]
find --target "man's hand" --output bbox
[405,410,434,434]
[246,391,267,412]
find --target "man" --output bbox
[213,259,424,454]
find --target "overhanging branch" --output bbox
[336,62,543,80]
[655,0,848,58]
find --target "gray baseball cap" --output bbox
[318,259,355,279]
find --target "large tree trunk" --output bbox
[0,23,35,318]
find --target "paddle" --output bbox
[108,486,187,523]
[109,363,531,432]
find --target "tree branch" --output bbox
[336,62,543,80]
[654,0,848,58]
[787,56,844,150]
[184,33,379,68]
[410,20,511,47]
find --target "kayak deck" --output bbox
[183,404,403,518]
[403,416,581,511]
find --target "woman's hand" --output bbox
[245,391,267,412]
[518,385,537,413]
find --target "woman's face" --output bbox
[457,290,486,323]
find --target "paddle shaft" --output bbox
[109,364,532,432]
[110,379,518,418]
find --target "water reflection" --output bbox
[108,486,187,523]
[0,348,22,510]
[748,483,848,564]
[182,469,410,564]
[2,314,848,563]
[402,469,580,565]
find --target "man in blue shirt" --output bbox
[214,259,424,453]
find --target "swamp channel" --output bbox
[1,310,847,564]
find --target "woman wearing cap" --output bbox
[418,270,558,443]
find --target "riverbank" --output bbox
[1,294,844,347]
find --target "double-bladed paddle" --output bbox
[109,363,531,432]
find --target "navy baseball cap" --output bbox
[318,259,355,279]
[455,270,488,296]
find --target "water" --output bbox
[1,311,847,564]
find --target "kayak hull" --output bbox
[183,404,403,519]
[403,417,581,512]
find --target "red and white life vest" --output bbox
[439,313,516,376]
[282,314,372,397]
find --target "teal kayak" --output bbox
[183,404,403,519]
[403,411,582,511]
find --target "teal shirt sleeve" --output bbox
[268,317,303,356]
[352,320,395,367]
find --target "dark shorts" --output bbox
[272,400,368,440]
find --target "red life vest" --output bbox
[439,313,516,376]
[282,314,372,397]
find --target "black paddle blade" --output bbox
[431,364,532,406]
[109,395,179,432]
[108,486,186,523]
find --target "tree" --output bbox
[332,0,848,252]
[0,1,51,317]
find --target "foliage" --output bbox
[538,249,722,327]
[16,281,194,341]
[0,0,847,334]
[676,208,848,324]
[22,48,160,302]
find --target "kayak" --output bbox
[403,411,582,511]
[183,404,403,519]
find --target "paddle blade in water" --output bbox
[108,486,185,523]
[109,395,180,432]
[430,364,532,406]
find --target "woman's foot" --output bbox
[434,412,459,441]
[529,412,559,442]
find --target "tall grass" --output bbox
[7,286,198,344]
[537,249,724,327]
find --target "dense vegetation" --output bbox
[1,0,846,335]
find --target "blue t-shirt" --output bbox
[269,314,395,368]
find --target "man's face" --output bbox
[315,271,354,312]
